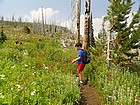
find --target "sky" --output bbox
[0,0,139,36]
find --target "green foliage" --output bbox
[0,30,7,44]
[0,16,139,105]
[106,0,140,64]
[0,35,80,105]
[89,41,140,105]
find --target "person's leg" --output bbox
[77,64,86,84]
[81,72,86,81]
[78,72,83,83]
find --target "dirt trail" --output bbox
[79,84,103,105]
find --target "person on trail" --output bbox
[71,42,87,85]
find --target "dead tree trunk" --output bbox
[83,0,90,49]
[41,6,46,37]
[76,0,81,43]
[90,13,95,47]
[83,17,88,50]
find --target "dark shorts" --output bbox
[77,64,85,73]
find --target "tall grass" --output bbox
[0,34,80,105]
[87,43,140,105]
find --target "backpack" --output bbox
[82,50,91,64]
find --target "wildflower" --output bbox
[15,84,22,90]
[45,66,49,69]
[108,95,115,100]
[31,82,36,85]
[25,64,28,67]
[0,93,4,99]
[0,75,5,78]
[24,52,28,55]
[50,65,53,69]
[0,75,5,79]
[32,72,36,75]
[107,72,111,77]
[110,77,113,81]
[11,65,15,69]
[31,90,36,96]
[15,84,21,88]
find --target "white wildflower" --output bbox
[0,93,4,99]
[11,65,15,69]
[25,64,28,67]
[15,84,22,90]
[0,75,5,80]
[31,82,36,85]
[1,77,5,80]
[32,72,36,75]
[15,84,21,88]
[11,88,13,90]
[24,52,28,55]
[31,90,36,96]
[0,75,5,78]
[108,95,115,100]
[45,66,49,69]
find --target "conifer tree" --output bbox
[106,0,140,64]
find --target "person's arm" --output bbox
[71,57,81,64]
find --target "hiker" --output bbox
[71,42,87,85]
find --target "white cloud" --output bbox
[93,17,104,36]
[23,7,60,23]
[61,14,104,37]
[23,8,135,37]
[23,15,31,22]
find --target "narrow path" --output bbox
[79,84,103,105]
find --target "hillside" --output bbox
[0,21,140,105]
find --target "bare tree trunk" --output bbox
[76,1,81,43]
[83,17,88,50]
[32,21,36,34]
[41,6,46,37]
[87,0,91,47]
[107,28,113,69]
[83,0,90,49]
[90,13,95,47]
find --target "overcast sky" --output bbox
[0,0,139,36]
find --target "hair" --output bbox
[75,42,82,47]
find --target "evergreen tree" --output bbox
[0,27,7,44]
[106,0,140,64]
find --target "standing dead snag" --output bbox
[41,6,46,37]
[76,0,81,43]
[83,17,88,50]
[83,0,90,50]
[90,13,95,47]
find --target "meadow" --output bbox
[0,33,80,105]
[0,31,140,105]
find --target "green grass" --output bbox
[0,34,80,105]
[0,30,139,105]
[88,44,140,105]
